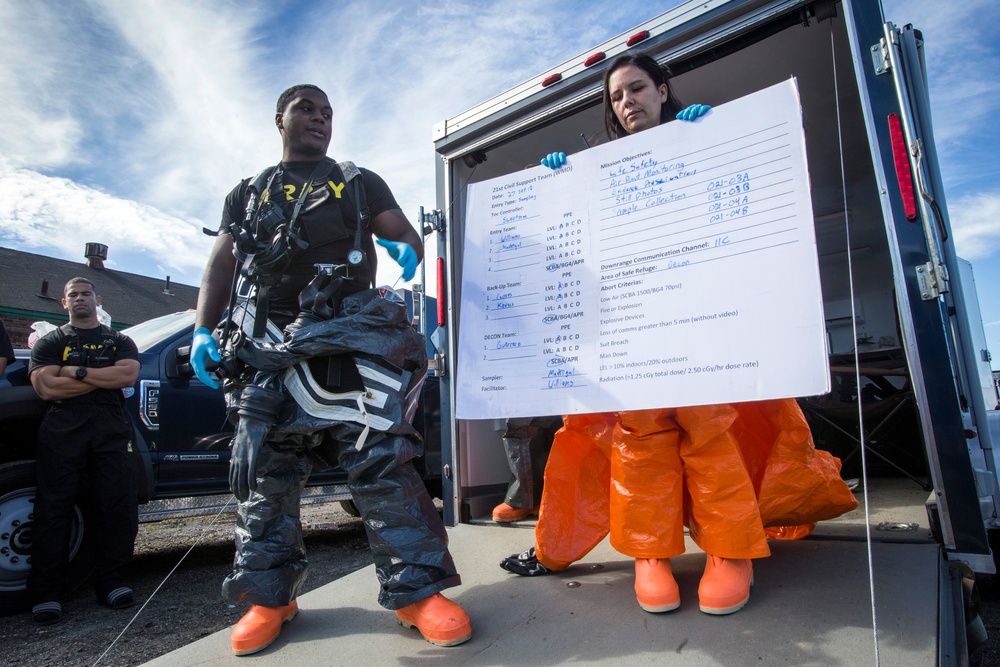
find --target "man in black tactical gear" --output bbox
[192,84,470,656]
[28,278,140,625]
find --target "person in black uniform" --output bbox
[192,84,471,656]
[492,416,561,522]
[28,277,140,625]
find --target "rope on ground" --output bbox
[91,495,237,667]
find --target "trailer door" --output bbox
[844,0,993,571]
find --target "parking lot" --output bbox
[0,503,370,667]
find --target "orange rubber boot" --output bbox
[698,556,753,615]
[492,503,538,523]
[395,593,472,646]
[231,601,299,656]
[634,559,680,613]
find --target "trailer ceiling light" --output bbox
[888,113,918,221]
[436,256,446,328]
[541,73,562,87]
[626,30,650,46]
[584,52,606,67]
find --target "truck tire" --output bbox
[0,461,94,614]
[339,499,361,517]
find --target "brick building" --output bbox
[0,244,199,348]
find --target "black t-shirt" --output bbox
[219,160,400,324]
[29,325,139,406]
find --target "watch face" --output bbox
[76,366,87,379]
[347,249,365,266]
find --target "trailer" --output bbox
[418,0,998,662]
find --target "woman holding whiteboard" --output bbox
[502,54,857,616]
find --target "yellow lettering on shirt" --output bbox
[60,342,112,361]
[285,183,320,201]
[327,180,345,199]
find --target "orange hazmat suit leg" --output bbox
[610,410,686,559]
[674,405,770,560]
[534,412,616,571]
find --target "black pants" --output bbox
[28,404,138,604]
[222,421,460,610]
[502,416,561,508]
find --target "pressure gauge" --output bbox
[347,248,366,266]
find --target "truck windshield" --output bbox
[123,311,196,352]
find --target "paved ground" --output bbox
[1,482,998,666]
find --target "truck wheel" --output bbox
[0,461,93,614]
[339,499,361,517]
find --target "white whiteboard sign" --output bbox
[456,78,829,420]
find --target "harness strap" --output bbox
[224,158,371,345]
[338,161,374,287]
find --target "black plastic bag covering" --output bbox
[235,288,427,374]
[220,288,459,609]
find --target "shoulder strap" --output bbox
[338,161,370,225]
[338,161,376,287]
[59,323,114,336]
[339,160,361,183]
[203,172,269,238]
[248,165,276,195]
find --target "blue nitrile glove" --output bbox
[540,152,567,169]
[191,327,221,390]
[676,104,711,122]
[376,238,418,281]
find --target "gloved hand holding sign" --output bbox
[540,152,567,169]
[675,103,712,121]
[376,238,418,281]
[191,327,221,389]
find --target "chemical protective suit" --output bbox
[220,283,459,609]
[534,400,858,571]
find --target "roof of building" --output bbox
[0,246,199,327]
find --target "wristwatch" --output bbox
[75,366,88,380]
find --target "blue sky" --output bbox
[1,0,999,359]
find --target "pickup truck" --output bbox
[0,291,441,613]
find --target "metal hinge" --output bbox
[916,261,949,300]
[871,38,890,75]
[419,207,445,237]
[427,352,447,378]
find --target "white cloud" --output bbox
[0,160,213,285]
[0,3,89,169]
[90,0,279,219]
[950,192,1000,261]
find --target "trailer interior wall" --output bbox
[436,3,926,516]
